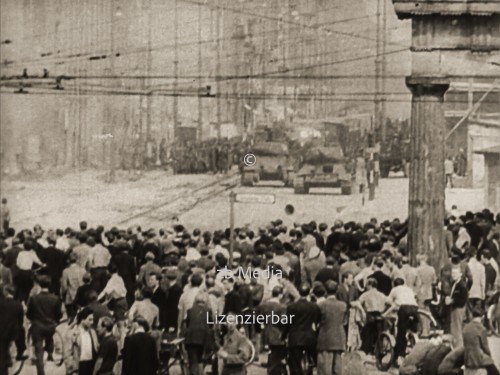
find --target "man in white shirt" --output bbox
[55,228,70,252]
[467,247,486,305]
[88,239,111,294]
[384,278,419,366]
[16,240,44,302]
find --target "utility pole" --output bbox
[375,0,387,144]
[146,0,153,140]
[216,0,222,138]
[173,0,179,138]
[197,2,203,140]
[282,0,288,128]
[107,0,116,183]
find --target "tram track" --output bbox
[117,173,240,226]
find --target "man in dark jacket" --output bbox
[149,273,168,329]
[256,286,287,375]
[39,236,67,295]
[164,270,182,332]
[315,256,340,285]
[26,275,62,375]
[122,316,159,375]
[317,281,347,375]
[369,258,392,296]
[282,283,321,375]
[184,295,214,375]
[0,285,25,375]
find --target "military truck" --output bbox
[293,144,353,195]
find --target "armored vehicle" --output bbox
[241,141,295,186]
[293,144,353,195]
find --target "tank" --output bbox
[293,145,353,195]
[241,141,295,186]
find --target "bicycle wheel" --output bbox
[375,333,394,372]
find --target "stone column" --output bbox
[406,77,449,270]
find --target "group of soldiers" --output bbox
[120,135,251,175]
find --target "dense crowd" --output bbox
[0,201,499,375]
[123,137,250,175]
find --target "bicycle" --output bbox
[374,310,425,372]
[157,334,189,375]
[200,328,256,375]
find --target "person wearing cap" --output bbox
[463,306,500,375]
[282,282,321,375]
[138,252,161,288]
[61,251,86,322]
[27,275,62,375]
[317,281,346,375]
[256,285,287,375]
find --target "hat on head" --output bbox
[145,251,155,260]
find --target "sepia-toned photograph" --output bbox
[1,0,499,374]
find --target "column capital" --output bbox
[406,76,450,97]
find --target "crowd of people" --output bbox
[0,204,499,375]
[122,136,250,175]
